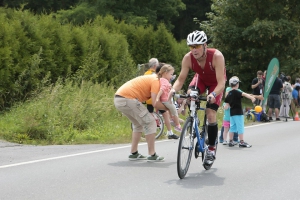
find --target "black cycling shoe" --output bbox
[168,134,179,139]
[203,150,215,170]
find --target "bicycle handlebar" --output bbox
[174,94,208,102]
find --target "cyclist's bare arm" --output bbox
[173,53,191,92]
[211,50,226,96]
[205,50,225,103]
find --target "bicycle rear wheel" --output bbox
[177,117,194,179]
[153,112,164,139]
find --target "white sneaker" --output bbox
[223,140,228,145]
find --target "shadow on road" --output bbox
[165,168,225,189]
[108,160,176,168]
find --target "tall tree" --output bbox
[202,0,300,89]
[92,0,186,30]
[2,0,79,13]
[171,0,211,40]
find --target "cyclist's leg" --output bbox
[206,106,219,147]
[206,84,223,148]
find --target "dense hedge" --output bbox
[0,8,187,110]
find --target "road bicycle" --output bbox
[131,110,165,139]
[177,90,218,179]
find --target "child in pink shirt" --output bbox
[156,64,182,132]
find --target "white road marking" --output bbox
[0,121,287,169]
[0,140,168,169]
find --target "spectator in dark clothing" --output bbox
[267,76,283,121]
[251,70,264,106]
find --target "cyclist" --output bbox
[145,58,179,139]
[169,30,226,165]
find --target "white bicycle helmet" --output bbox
[187,30,207,45]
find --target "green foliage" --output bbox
[91,15,186,74]
[90,0,186,30]
[56,2,97,25]
[172,0,211,40]
[3,0,80,13]
[202,0,300,90]
[0,79,228,145]
[0,9,148,109]
[0,80,133,144]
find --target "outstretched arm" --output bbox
[251,94,264,100]
[207,50,226,102]
[242,92,256,103]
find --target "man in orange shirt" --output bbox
[114,74,165,162]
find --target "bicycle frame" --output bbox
[193,108,208,154]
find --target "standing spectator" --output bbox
[279,76,293,118]
[291,85,300,114]
[144,59,179,139]
[225,76,256,148]
[293,78,300,88]
[267,76,283,121]
[219,86,240,145]
[251,70,264,106]
[293,78,300,105]
[262,70,268,111]
[114,74,165,161]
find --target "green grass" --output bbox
[0,79,258,145]
[0,79,133,145]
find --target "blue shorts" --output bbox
[229,115,244,134]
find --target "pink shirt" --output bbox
[159,78,171,102]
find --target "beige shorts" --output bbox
[114,97,156,135]
[162,102,178,117]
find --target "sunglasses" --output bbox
[189,44,202,50]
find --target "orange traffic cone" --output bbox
[294,112,299,121]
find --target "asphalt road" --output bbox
[0,120,300,200]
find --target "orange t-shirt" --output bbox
[116,74,160,102]
[144,69,156,104]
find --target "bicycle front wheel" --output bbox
[177,117,194,179]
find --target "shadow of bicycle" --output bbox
[108,160,176,169]
[165,168,225,189]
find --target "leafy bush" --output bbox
[0,79,133,144]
